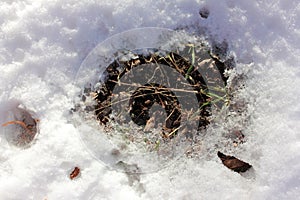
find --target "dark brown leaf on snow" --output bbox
[217,151,252,173]
[70,167,80,180]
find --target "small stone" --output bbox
[233,141,238,147]
[144,116,155,132]
[144,99,151,105]
[199,7,210,19]
[111,148,121,156]
[81,95,86,102]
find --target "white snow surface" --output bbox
[1,0,300,199]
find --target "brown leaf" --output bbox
[217,151,252,173]
[70,167,80,180]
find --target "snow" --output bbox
[0,0,300,199]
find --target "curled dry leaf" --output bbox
[70,167,80,180]
[217,151,252,173]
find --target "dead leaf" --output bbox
[70,167,80,180]
[217,151,252,173]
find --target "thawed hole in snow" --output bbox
[73,28,249,173]
[1,105,39,148]
[94,50,212,139]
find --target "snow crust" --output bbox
[0,0,300,199]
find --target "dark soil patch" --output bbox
[92,49,225,139]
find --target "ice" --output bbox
[1,0,300,199]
